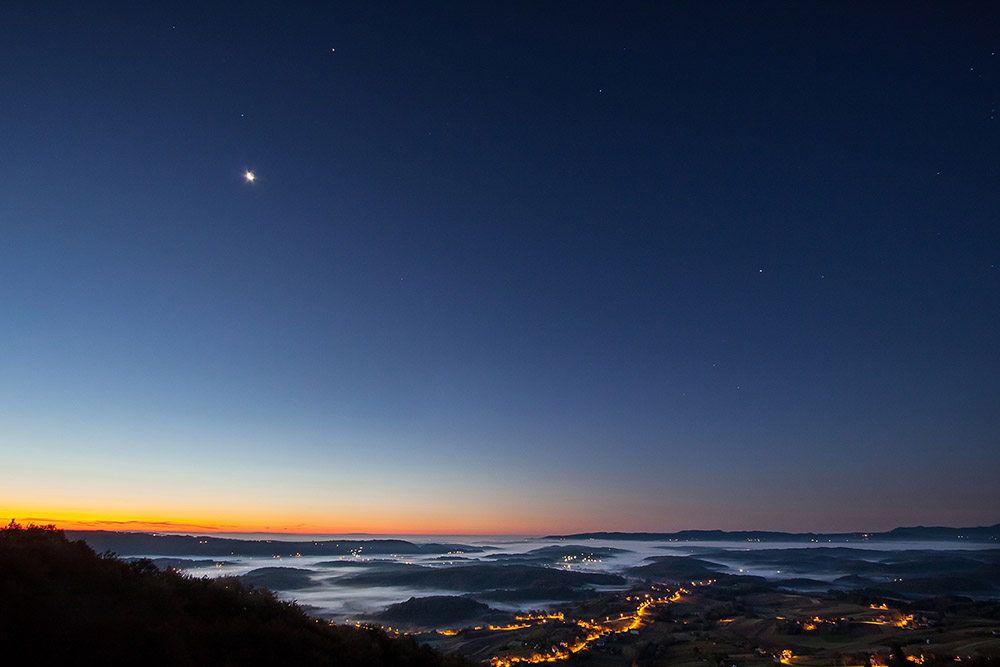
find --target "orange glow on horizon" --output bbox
[1,508,556,535]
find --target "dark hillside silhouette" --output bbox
[65,530,483,557]
[0,522,474,667]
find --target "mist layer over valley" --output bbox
[70,527,1000,628]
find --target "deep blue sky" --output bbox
[2,2,998,533]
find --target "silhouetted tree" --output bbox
[889,643,909,667]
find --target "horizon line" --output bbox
[30,522,1000,538]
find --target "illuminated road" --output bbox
[488,582,712,666]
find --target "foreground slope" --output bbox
[0,522,473,667]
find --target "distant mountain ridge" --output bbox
[63,525,1000,558]
[544,524,1000,542]
[65,531,483,557]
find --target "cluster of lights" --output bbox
[861,604,914,628]
[488,584,706,666]
[515,613,564,622]
[559,554,603,564]
[347,579,722,667]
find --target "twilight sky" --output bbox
[2,2,998,534]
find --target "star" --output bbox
[244,170,256,182]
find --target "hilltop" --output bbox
[0,522,474,666]
[545,524,1000,543]
[64,529,482,557]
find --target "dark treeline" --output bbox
[546,524,1000,542]
[65,529,482,557]
[0,522,475,667]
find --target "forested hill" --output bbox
[64,530,481,557]
[546,524,1000,542]
[0,522,474,667]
